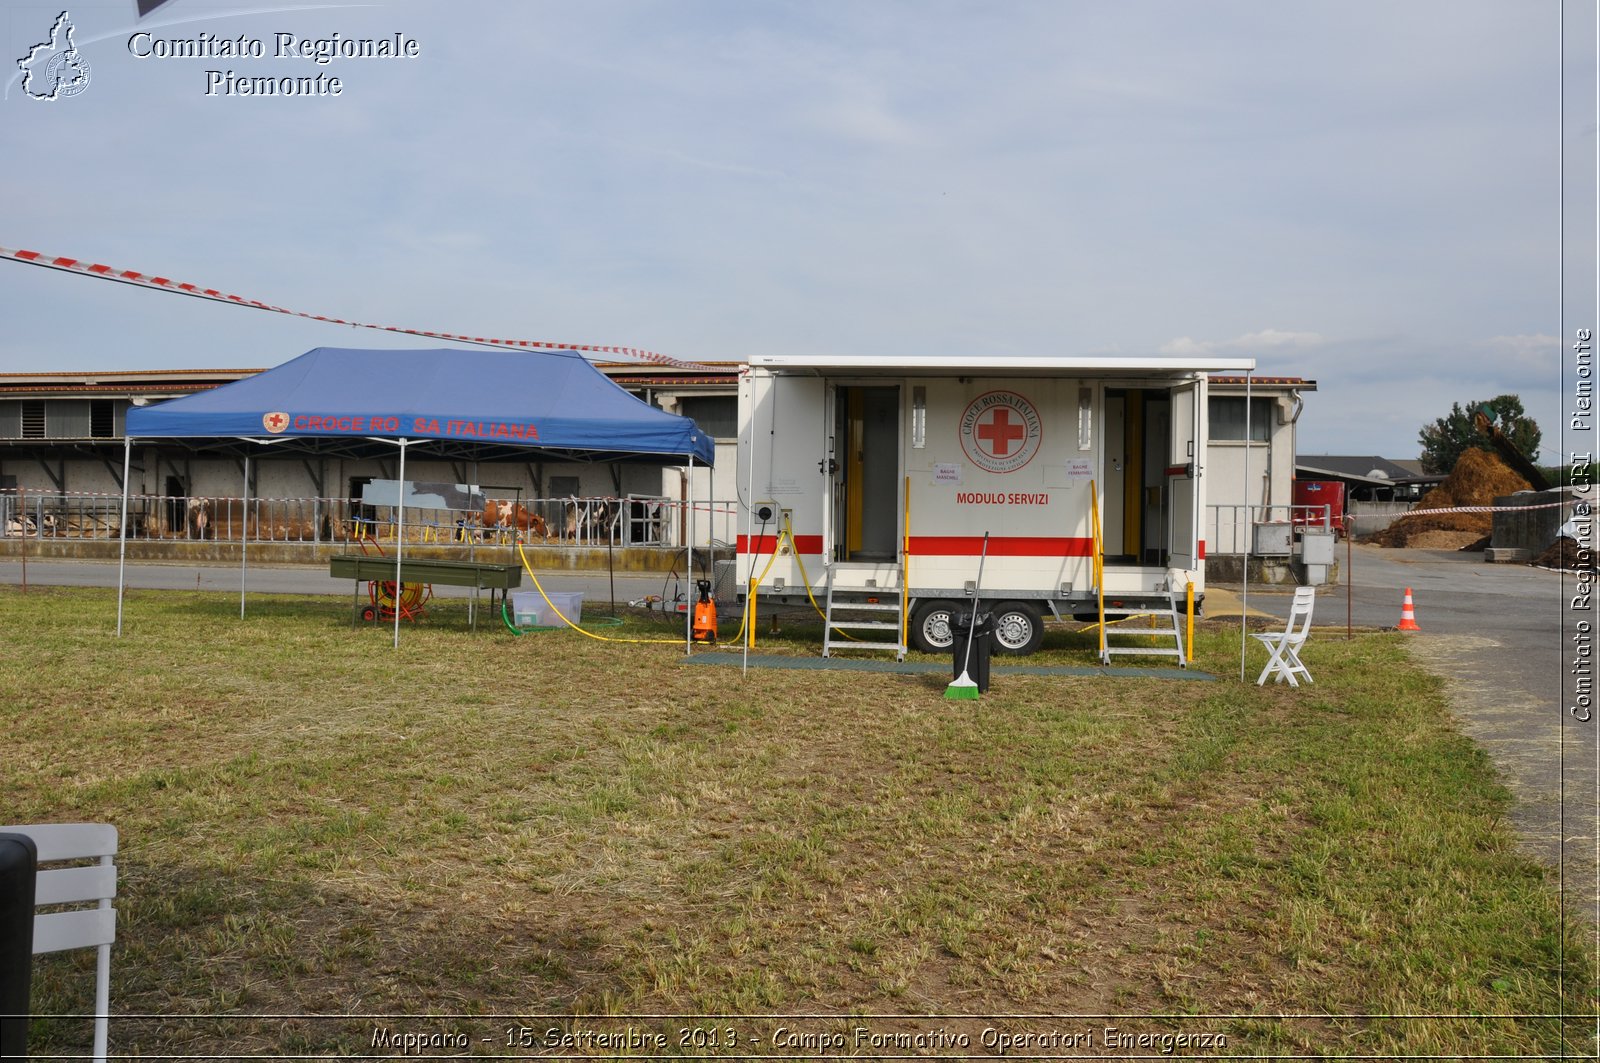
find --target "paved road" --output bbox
[1227,545,1596,918]
[4,548,1595,917]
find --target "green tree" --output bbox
[1417,393,1542,474]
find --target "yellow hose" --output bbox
[514,539,684,645]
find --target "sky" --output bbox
[1,0,1595,463]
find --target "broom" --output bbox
[945,531,990,700]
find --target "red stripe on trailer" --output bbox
[737,533,825,555]
[909,535,1095,556]
[1199,540,1206,560]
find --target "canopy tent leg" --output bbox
[240,454,250,620]
[709,460,716,614]
[467,460,479,630]
[116,437,131,637]
[685,456,695,655]
[394,440,408,650]
[1238,372,1253,682]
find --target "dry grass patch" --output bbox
[3,585,1594,1058]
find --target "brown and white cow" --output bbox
[186,497,211,540]
[563,499,616,543]
[482,500,548,541]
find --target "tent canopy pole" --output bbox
[116,437,132,637]
[685,456,696,655]
[1238,372,1253,682]
[394,439,408,650]
[240,453,250,620]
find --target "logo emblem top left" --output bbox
[18,11,92,101]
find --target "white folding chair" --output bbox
[1254,586,1316,687]
[2,823,117,1063]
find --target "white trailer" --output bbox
[735,354,1257,658]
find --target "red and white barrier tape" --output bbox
[1,243,714,371]
[1403,501,1576,515]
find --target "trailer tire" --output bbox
[992,601,1044,656]
[910,599,961,654]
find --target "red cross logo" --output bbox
[262,411,290,434]
[976,408,1027,457]
[959,391,1041,474]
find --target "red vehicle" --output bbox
[1293,479,1346,537]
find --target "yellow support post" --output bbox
[1090,481,1106,662]
[1186,579,1195,664]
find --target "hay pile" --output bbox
[1366,448,1531,548]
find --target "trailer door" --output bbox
[1167,379,1202,571]
[739,371,832,573]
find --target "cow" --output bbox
[183,498,263,541]
[186,497,211,540]
[6,514,59,537]
[482,500,547,542]
[564,499,616,544]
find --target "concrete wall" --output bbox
[1492,488,1578,555]
[1347,501,1414,539]
[1204,402,1300,555]
[1206,553,1339,587]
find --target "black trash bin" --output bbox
[0,832,38,1061]
[950,608,994,693]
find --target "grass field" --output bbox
[4,584,1596,1058]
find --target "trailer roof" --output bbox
[748,354,1257,375]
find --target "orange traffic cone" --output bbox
[1397,587,1421,631]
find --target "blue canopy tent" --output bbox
[116,347,715,647]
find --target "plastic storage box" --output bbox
[510,590,584,628]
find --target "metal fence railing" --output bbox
[1205,504,1334,556]
[1,490,738,549]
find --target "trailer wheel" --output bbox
[992,601,1044,656]
[910,599,960,654]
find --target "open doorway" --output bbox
[1101,388,1172,567]
[835,385,900,562]
[164,475,186,537]
[348,476,375,540]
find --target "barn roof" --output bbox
[1296,455,1441,486]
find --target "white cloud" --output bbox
[802,89,922,148]
[1160,330,1327,356]
[1477,333,1561,369]
[1158,336,1214,357]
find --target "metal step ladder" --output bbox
[822,562,907,660]
[1099,591,1186,667]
